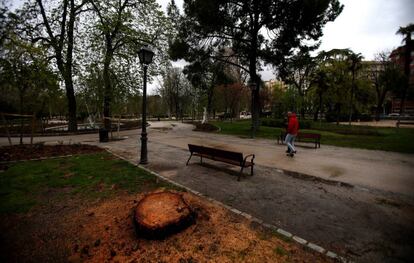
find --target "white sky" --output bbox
[157,0,414,82]
[8,0,414,87]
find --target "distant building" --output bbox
[389,43,414,89]
[263,79,287,91]
[389,42,414,115]
[361,60,384,82]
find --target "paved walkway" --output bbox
[5,121,412,195]
[1,122,414,262]
[148,122,414,196]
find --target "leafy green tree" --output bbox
[159,67,193,119]
[309,66,330,121]
[88,0,169,130]
[371,52,405,120]
[318,49,352,124]
[170,0,343,137]
[347,51,363,124]
[279,49,316,118]
[215,82,247,121]
[31,0,89,131]
[183,57,236,120]
[0,13,59,142]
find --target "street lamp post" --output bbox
[138,45,154,164]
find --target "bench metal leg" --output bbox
[186,153,193,166]
[251,165,254,176]
[238,166,244,181]
[200,156,203,164]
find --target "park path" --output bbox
[1,121,413,196]
[1,121,414,262]
[149,121,414,196]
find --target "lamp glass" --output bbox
[138,46,154,65]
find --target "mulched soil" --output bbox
[193,123,219,132]
[0,144,104,162]
[0,147,333,262]
[0,190,333,263]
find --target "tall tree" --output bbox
[89,0,168,130]
[396,23,414,120]
[371,52,404,121]
[33,0,88,131]
[347,51,363,124]
[318,49,352,124]
[0,16,59,142]
[279,49,316,118]
[170,0,343,137]
[159,67,192,119]
[183,57,235,120]
[310,66,330,121]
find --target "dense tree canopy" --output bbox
[170,0,343,136]
[1,0,410,132]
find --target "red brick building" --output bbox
[389,41,414,115]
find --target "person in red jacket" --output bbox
[284,111,299,157]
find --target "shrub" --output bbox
[193,123,219,132]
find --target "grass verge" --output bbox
[211,120,414,153]
[0,152,178,213]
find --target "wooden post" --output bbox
[1,113,12,146]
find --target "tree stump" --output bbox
[133,191,195,239]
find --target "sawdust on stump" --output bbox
[133,191,195,239]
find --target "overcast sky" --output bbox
[8,0,414,84]
[156,0,414,81]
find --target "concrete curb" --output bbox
[104,147,352,263]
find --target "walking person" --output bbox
[284,111,299,157]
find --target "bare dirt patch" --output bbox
[0,144,104,162]
[0,191,333,263]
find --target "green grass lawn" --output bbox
[0,152,177,213]
[211,120,414,153]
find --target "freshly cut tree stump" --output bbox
[133,191,195,239]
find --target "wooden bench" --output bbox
[186,144,255,181]
[277,131,321,148]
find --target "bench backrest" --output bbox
[188,144,243,163]
[299,132,321,139]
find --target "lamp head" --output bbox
[138,45,154,65]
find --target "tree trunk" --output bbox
[375,105,382,121]
[248,3,260,138]
[206,86,214,120]
[36,0,78,132]
[298,90,305,119]
[19,91,24,145]
[65,0,77,132]
[103,52,113,131]
[336,104,341,125]
[375,91,386,121]
[65,77,78,132]
[348,71,355,125]
[313,107,319,122]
